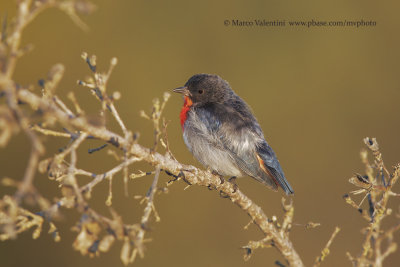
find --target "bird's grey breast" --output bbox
[182,108,244,177]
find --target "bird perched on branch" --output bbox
[173,74,293,195]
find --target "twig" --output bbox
[80,156,141,194]
[344,138,400,267]
[31,125,71,138]
[281,197,294,234]
[128,166,161,264]
[313,227,341,267]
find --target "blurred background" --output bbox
[1,0,400,266]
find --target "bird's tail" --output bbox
[256,143,294,195]
[265,163,294,195]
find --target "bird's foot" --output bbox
[219,190,229,198]
[228,176,238,193]
[218,176,238,198]
[211,170,225,185]
[208,184,216,191]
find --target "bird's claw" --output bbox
[228,176,238,193]
[219,190,230,198]
[208,184,216,190]
[211,170,225,185]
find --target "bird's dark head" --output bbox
[173,74,233,106]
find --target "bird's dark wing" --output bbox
[256,141,294,195]
[195,104,283,192]
[199,100,294,195]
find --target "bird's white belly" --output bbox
[183,129,243,177]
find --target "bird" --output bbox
[173,74,293,195]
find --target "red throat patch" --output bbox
[180,96,193,130]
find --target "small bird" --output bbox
[173,74,293,195]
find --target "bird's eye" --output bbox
[198,89,204,94]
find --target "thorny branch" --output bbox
[344,138,400,267]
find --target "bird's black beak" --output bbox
[173,86,190,96]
